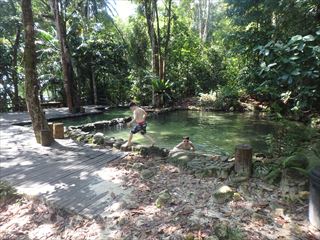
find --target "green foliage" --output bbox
[129,69,154,105]
[0,181,17,202]
[255,31,320,114]
[198,84,243,111]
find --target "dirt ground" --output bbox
[1,154,320,240]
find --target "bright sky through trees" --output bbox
[112,0,137,20]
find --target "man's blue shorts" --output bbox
[131,122,147,135]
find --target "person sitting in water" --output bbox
[121,101,155,148]
[174,136,195,151]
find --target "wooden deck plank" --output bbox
[1,152,104,182]
[4,151,116,186]
[0,146,108,178]
[19,153,125,199]
[44,154,126,207]
[0,119,132,219]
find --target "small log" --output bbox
[53,123,64,139]
[235,144,252,177]
[40,129,53,146]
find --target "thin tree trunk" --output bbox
[144,0,159,75]
[9,0,21,111]
[50,0,80,113]
[203,0,211,42]
[22,0,50,144]
[163,0,172,80]
[154,0,163,80]
[198,0,203,40]
[12,24,21,111]
[92,67,98,105]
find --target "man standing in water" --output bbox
[122,102,155,148]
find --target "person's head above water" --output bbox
[129,101,137,111]
[183,136,190,142]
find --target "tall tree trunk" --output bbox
[144,0,159,105]
[50,0,80,113]
[144,0,159,76]
[22,0,50,144]
[163,0,172,80]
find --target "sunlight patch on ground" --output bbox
[17,182,63,196]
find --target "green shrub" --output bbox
[0,181,17,202]
[198,85,243,111]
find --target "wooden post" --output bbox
[40,129,53,146]
[48,122,53,134]
[53,123,64,139]
[235,144,253,177]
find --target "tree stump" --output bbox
[53,123,64,139]
[40,129,53,146]
[235,144,253,177]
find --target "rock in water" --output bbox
[155,189,171,208]
[213,185,234,203]
[93,132,104,145]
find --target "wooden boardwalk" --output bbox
[0,122,130,219]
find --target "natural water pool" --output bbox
[64,109,308,156]
[63,108,132,126]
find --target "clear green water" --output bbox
[64,109,308,156]
[63,108,132,126]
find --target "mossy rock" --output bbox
[155,189,171,208]
[132,162,146,171]
[138,146,168,157]
[113,140,125,149]
[141,169,155,179]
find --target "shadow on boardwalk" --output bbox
[0,124,130,219]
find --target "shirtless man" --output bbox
[122,102,155,147]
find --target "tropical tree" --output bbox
[21,0,50,144]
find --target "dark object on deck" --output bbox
[40,129,53,146]
[235,144,252,177]
[309,167,320,229]
[53,123,64,139]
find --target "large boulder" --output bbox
[168,150,233,178]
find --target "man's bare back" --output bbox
[133,107,147,124]
[121,102,155,148]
